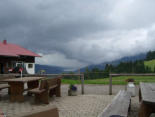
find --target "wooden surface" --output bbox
[109,75,112,95]
[139,82,155,117]
[17,105,59,117]
[28,88,45,94]
[81,75,84,94]
[110,73,155,76]
[2,77,44,83]
[98,90,131,117]
[139,82,155,104]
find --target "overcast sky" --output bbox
[1,0,155,70]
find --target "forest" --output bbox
[83,51,155,79]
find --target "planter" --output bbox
[127,82,136,97]
[68,84,77,96]
[68,89,77,96]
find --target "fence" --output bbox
[0,73,85,94]
[109,73,155,95]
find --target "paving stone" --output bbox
[0,84,140,117]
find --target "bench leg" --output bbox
[138,102,152,117]
[49,87,61,97]
[41,91,49,104]
[55,86,61,97]
[49,89,55,97]
[34,91,49,104]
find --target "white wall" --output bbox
[25,63,35,74]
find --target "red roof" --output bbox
[0,40,41,57]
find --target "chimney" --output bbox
[3,40,7,45]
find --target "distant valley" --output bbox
[35,64,65,74]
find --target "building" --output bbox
[0,40,40,74]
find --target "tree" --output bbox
[85,67,90,79]
[146,51,155,60]
[154,66,155,73]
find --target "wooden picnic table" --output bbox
[2,77,44,102]
[139,82,155,117]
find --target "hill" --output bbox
[80,53,146,72]
[144,59,155,71]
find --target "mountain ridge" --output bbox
[35,53,146,73]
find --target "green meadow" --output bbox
[62,59,155,85]
[62,76,155,85]
[144,59,155,71]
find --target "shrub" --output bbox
[125,78,135,82]
[69,84,77,91]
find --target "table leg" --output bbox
[9,82,24,102]
[138,102,152,117]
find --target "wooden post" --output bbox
[81,74,84,94]
[21,70,22,79]
[109,74,112,95]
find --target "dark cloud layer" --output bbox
[0,0,155,70]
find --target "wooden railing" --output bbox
[109,73,155,95]
[0,73,85,94]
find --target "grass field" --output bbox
[144,59,155,71]
[62,76,155,85]
[62,59,155,85]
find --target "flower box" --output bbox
[68,84,77,96]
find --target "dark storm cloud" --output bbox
[0,0,155,69]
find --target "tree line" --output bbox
[84,51,155,79]
[63,51,155,80]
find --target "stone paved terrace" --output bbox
[0,84,154,117]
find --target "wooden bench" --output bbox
[0,84,10,90]
[46,77,61,97]
[28,77,61,104]
[17,105,59,117]
[139,82,155,117]
[28,79,49,104]
[98,90,131,117]
[0,84,10,100]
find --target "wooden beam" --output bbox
[110,73,155,76]
[109,74,112,95]
[81,74,84,95]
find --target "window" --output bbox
[28,64,33,68]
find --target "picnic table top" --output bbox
[140,82,155,104]
[1,77,44,83]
